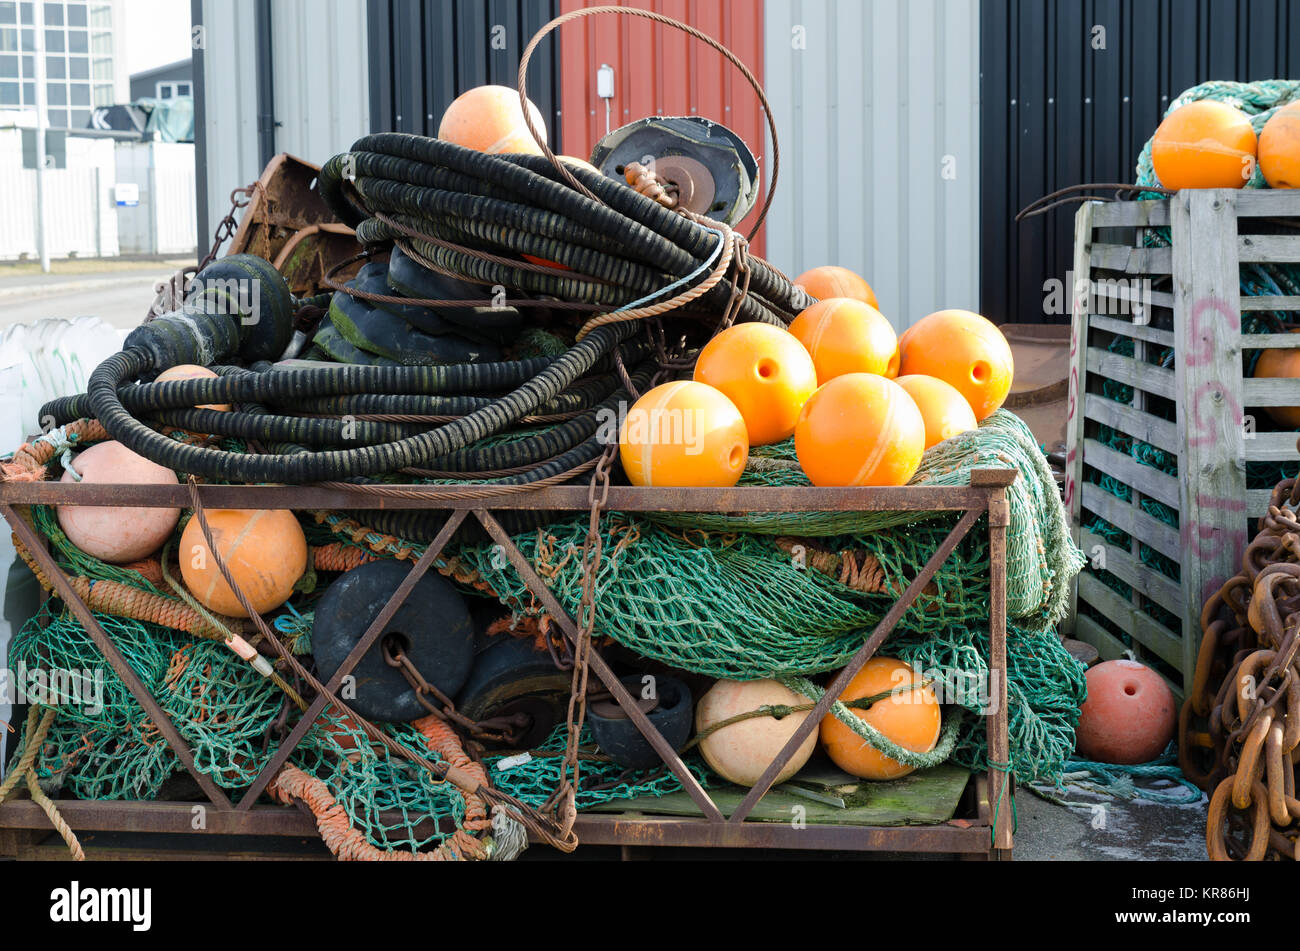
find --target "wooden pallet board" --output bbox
[582,763,971,826]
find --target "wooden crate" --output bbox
[1064,190,1300,692]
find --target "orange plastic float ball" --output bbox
[794,373,925,487]
[180,509,307,617]
[619,381,749,487]
[1253,338,1300,427]
[437,84,547,155]
[693,323,818,445]
[894,374,979,449]
[819,657,941,780]
[897,309,1014,421]
[789,298,899,383]
[1075,660,1176,765]
[1259,103,1300,189]
[57,441,180,563]
[793,265,879,309]
[696,679,818,787]
[1151,100,1257,190]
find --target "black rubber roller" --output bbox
[311,560,474,722]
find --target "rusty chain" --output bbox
[1184,469,1300,860]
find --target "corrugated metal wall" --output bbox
[366,0,561,139]
[556,0,767,254]
[760,0,980,332]
[196,0,369,256]
[982,0,1300,326]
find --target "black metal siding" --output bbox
[981,0,1300,325]
[366,0,562,147]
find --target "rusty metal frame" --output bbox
[0,469,1016,857]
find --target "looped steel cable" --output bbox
[517,3,781,240]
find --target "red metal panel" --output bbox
[558,0,767,256]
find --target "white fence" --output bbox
[0,167,119,260]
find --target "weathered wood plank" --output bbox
[1087,314,1175,348]
[1090,199,1172,228]
[1232,189,1300,218]
[1238,234,1300,263]
[1241,378,1300,405]
[1090,243,1173,275]
[1171,189,1244,693]
[1077,573,1184,668]
[1073,614,1186,705]
[1239,297,1300,314]
[1091,279,1173,314]
[1078,529,1182,615]
[1083,393,1179,454]
[1244,430,1300,462]
[1082,437,1181,509]
[1063,201,1095,638]
[1080,482,1182,563]
[1085,347,1176,399]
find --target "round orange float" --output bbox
[619,381,748,487]
[1254,337,1300,427]
[56,441,180,563]
[819,657,941,780]
[693,323,818,445]
[1075,660,1176,765]
[794,373,925,487]
[179,508,307,618]
[788,297,899,383]
[895,374,979,449]
[1259,102,1300,189]
[792,265,879,309]
[437,84,547,155]
[695,679,818,787]
[1151,100,1257,190]
[897,309,1014,421]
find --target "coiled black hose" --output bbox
[47,135,813,485]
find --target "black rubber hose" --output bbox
[82,322,633,483]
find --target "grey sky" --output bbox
[122,0,193,75]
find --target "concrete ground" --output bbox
[1014,786,1209,861]
[0,258,193,331]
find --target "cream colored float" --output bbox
[695,679,817,786]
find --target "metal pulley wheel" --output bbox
[590,115,761,226]
[311,560,475,722]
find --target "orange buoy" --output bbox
[696,679,817,786]
[793,265,879,309]
[693,323,818,446]
[819,657,941,780]
[897,309,1014,421]
[895,374,979,449]
[179,509,307,617]
[788,297,899,383]
[794,374,925,487]
[619,381,749,487]
[437,84,547,155]
[1075,660,1176,765]
[56,441,180,563]
[1151,100,1257,190]
[1254,338,1300,426]
[1259,102,1300,189]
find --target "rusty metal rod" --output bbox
[728,505,985,824]
[236,510,468,809]
[1,503,234,809]
[474,508,726,823]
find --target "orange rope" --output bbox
[311,542,378,573]
[0,419,109,482]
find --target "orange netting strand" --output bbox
[1,419,110,482]
[268,713,494,862]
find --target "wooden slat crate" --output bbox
[1064,190,1300,691]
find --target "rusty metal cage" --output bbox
[0,472,1016,859]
